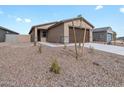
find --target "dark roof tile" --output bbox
[0,26,19,34]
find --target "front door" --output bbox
[41,31,47,42]
[37,30,41,41]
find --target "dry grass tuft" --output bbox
[50,57,60,74]
[38,44,42,54]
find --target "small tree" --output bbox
[77,14,82,18]
[72,21,78,60]
[113,31,117,41]
[113,31,117,45]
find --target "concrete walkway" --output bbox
[39,42,124,56]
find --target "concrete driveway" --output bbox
[39,42,124,56]
[84,43,124,56]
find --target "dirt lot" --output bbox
[0,43,124,87]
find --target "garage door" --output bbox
[69,27,89,43]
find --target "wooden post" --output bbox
[72,21,78,60]
[82,19,87,57]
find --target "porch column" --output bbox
[34,27,37,46]
[89,29,93,42]
[63,24,69,43]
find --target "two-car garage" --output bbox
[69,27,90,43]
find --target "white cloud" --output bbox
[16,17,31,23]
[95,5,103,10]
[24,18,31,23]
[16,17,23,22]
[120,8,124,13]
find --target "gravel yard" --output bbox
[0,43,124,87]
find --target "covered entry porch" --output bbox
[33,27,48,42]
[37,29,48,42]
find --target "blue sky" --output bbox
[0,5,124,37]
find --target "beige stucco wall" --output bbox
[64,19,93,43]
[47,24,64,43]
[30,28,35,42]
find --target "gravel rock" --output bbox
[0,43,124,87]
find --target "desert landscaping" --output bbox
[0,42,124,87]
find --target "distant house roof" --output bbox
[0,26,19,34]
[93,27,112,32]
[29,17,94,34]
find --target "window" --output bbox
[42,31,47,37]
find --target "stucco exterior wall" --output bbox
[30,28,35,42]
[47,24,64,43]
[0,29,6,42]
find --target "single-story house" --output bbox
[92,27,115,42]
[29,17,94,43]
[0,26,19,42]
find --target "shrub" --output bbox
[50,57,60,74]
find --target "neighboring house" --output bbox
[92,27,115,42]
[117,37,124,41]
[0,26,19,42]
[29,17,94,43]
[117,36,124,42]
